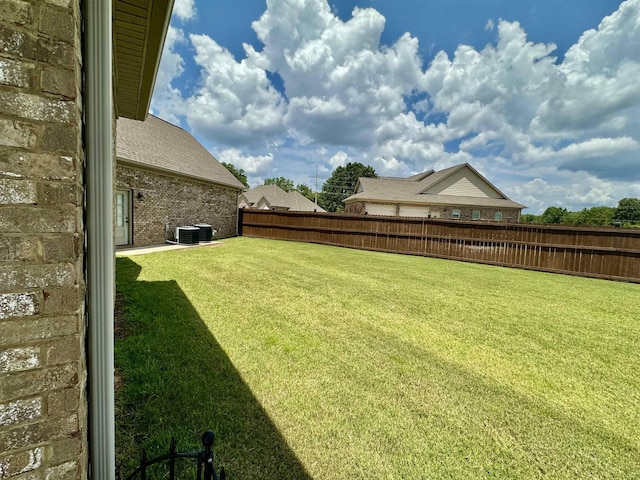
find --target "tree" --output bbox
[587,206,616,225]
[265,176,295,192]
[561,206,615,226]
[615,198,640,222]
[221,162,249,188]
[520,213,541,224]
[296,183,315,202]
[320,162,377,212]
[540,206,568,224]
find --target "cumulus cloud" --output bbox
[150,26,187,123]
[533,0,640,135]
[557,136,640,180]
[254,10,428,147]
[328,151,350,168]
[173,0,196,21]
[185,34,287,145]
[217,148,274,175]
[511,173,619,211]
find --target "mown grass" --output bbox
[115,237,640,479]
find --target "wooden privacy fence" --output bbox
[239,209,640,283]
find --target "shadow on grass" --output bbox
[115,257,312,479]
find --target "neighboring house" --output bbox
[344,163,525,222]
[116,115,244,247]
[239,185,326,212]
[0,1,175,479]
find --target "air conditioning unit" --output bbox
[193,223,214,242]
[175,226,200,244]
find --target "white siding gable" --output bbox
[238,194,251,209]
[421,167,503,199]
[256,198,271,209]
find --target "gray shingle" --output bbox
[241,185,326,212]
[346,163,526,209]
[116,115,244,190]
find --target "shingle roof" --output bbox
[345,163,526,209]
[116,115,244,190]
[241,185,326,212]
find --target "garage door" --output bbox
[398,205,429,217]
[366,203,396,216]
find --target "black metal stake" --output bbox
[169,438,176,479]
[140,450,147,480]
[201,431,214,480]
[124,430,224,480]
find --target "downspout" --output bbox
[236,190,241,236]
[85,0,115,478]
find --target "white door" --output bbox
[115,190,130,246]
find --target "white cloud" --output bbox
[184,34,287,145]
[217,148,274,175]
[557,136,640,180]
[173,0,196,21]
[150,26,186,123]
[512,173,619,212]
[424,20,558,130]
[558,136,639,157]
[247,1,429,147]
[485,19,495,32]
[328,151,349,168]
[533,0,640,135]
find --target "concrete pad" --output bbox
[116,241,223,256]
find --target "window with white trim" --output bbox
[472,210,480,220]
[494,211,503,221]
[452,209,461,219]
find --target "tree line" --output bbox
[522,198,640,227]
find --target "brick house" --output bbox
[0,1,175,478]
[344,163,525,222]
[116,115,244,247]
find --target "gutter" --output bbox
[85,1,115,478]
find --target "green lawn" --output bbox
[115,237,640,479]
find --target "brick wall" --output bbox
[429,205,521,222]
[344,201,366,215]
[116,164,240,247]
[0,0,86,478]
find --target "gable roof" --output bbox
[346,163,526,209]
[240,185,326,212]
[116,114,244,190]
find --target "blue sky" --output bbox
[151,0,639,213]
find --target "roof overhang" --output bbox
[113,0,174,120]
